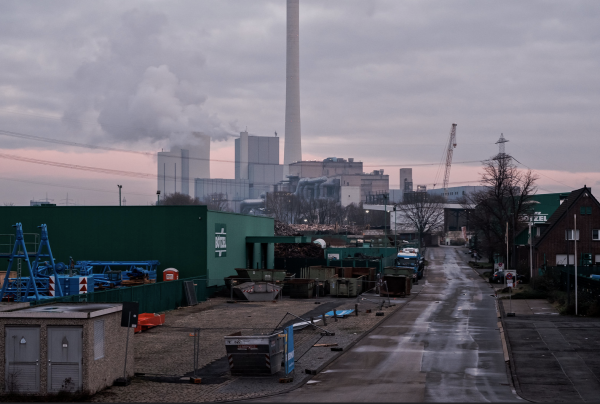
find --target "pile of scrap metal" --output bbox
[274,220,298,236]
[275,242,323,258]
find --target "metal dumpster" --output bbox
[329,276,364,297]
[234,269,287,283]
[383,266,416,283]
[305,266,337,281]
[224,332,284,375]
[282,272,296,296]
[232,282,282,301]
[381,275,411,297]
[288,279,314,298]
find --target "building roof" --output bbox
[534,186,599,247]
[0,303,122,319]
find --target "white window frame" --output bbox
[556,254,575,266]
[593,229,600,241]
[565,229,580,240]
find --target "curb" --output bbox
[498,294,536,403]
[225,279,427,402]
[465,256,533,403]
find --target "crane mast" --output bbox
[442,123,457,198]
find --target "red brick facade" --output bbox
[534,187,600,272]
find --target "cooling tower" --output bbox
[283,0,302,177]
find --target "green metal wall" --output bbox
[0,206,208,279]
[30,276,209,314]
[0,206,275,284]
[206,211,274,286]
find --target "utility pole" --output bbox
[506,222,509,271]
[574,214,578,315]
[567,200,571,308]
[393,205,397,252]
[118,185,122,206]
[384,194,388,246]
[529,222,533,286]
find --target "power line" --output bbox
[0,128,493,168]
[511,156,575,190]
[363,160,487,168]
[0,175,155,197]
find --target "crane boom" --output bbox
[442,123,457,197]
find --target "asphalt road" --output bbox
[251,246,522,402]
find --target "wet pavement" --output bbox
[502,307,600,402]
[247,246,520,402]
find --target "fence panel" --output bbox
[26,276,207,313]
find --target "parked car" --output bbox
[489,271,525,284]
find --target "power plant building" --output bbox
[235,131,283,199]
[283,0,302,177]
[427,185,486,202]
[157,132,210,197]
[287,157,389,205]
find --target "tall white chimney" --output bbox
[283,0,302,177]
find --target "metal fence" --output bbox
[29,276,209,313]
[542,266,600,302]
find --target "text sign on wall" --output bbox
[215,224,227,258]
[284,325,295,375]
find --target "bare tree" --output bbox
[464,154,538,265]
[265,192,303,223]
[201,193,231,212]
[346,202,365,226]
[160,192,201,206]
[396,193,445,249]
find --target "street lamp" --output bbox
[117,185,122,206]
[365,210,370,227]
[393,205,397,251]
[156,190,161,205]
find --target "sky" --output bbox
[0,0,599,206]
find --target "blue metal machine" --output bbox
[0,223,64,301]
[37,261,159,289]
[76,261,159,288]
[1,223,160,301]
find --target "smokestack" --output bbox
[283,0,302,177]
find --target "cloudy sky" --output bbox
[0,0,599,205]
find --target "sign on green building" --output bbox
[215,223,227,257]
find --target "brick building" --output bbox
[533,186,600,276]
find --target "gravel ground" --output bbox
[90,294,406,403]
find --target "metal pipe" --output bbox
[284,312,331,334]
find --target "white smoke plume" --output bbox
[62,8,231,147]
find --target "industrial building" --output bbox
[0,206,279,288]
[427,185,486,202]
[234,131,283,199]
[283,0,302,177]
[194,178,250,212]
[157,132,210,197]
[287,157,389,204]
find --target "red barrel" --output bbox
[163,268,179,281]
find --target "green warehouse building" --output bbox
[0,205,296,287]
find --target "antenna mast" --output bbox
[442,123,458,197]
